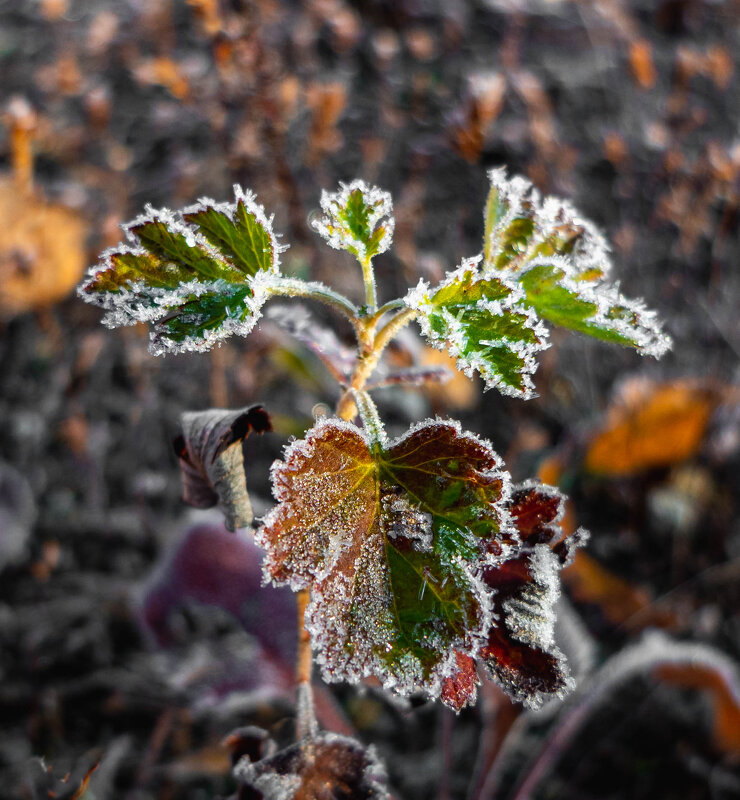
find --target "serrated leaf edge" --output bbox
[404,256,550,399]
[79,186,284,355]
[484,168,671,358]
[486,166,613,279]
[489,254,672,358]
[257,416,524,701]
[313,179,395,261]
[181,184,288,273]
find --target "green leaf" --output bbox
[482,168,600,275]
[517,262,644,346]
[78,188,283,355]
[257,417,517,702]
[129,218,242,282]
[184,192,277,276]
[481,168,671,358]
[405,259,548,398]
[313,180,394,262]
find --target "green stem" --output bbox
[265,276,359,322]
[264,275,367,349]
[374,307,417,354]
[369,297,406,325]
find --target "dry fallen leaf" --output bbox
[1,99,88,317]
[629,39,658,90]
[585,379,720,476]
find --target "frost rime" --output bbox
[78,186,283,355]
[257,417,516,705]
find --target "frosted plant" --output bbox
[79,170,670,797]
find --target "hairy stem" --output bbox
[369,297,406,325]
[360,256,378,312]
[265,276,359,325]
[336,307,417,420]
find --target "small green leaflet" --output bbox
[78,187,282,355]
[257,417,519,704]
[312,180,394,263]
[407,170,670,398]
[482,167,671,357]
[405,259,549,398]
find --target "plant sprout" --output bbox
[78,169,670,796]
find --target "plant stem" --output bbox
[264,276,370,352]
[336,307,417,420]
[369,297,406,325]
[374,307,417,353]
[295,587,317,739]
[360,256,377,313]
[265,277,359,325]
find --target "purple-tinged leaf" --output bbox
[479,482,587,709]
[140,520,296,664]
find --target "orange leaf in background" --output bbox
[656,663,740,755]
[133,57,190,100]
[306,82,347,165]
[585,380,718,476]
[420,345,478,411]
[452,72,506,163]
[0,177,88,318]
[1,99,88,317]
[629,39,657,90]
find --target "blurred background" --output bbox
[0,0,739,798]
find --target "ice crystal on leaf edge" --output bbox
[77,186,285,356]
[312,179,395,262]
[406,168,671,400]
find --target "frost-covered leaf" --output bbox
[78,186,283,355]
[257,417,518,702]
[174,405,271,531]
[482,168,671,358]
[479,482,587,708]
[234,731,389,800]
[441,482,587,712]
[404,258,548,398]
[312,180,394,263]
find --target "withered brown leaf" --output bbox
[174,405,271,531]
[234,731,388,800]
